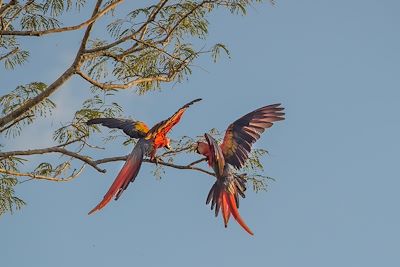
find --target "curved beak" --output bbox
[165,143,171,150]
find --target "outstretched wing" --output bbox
[145,98,202,140]
[87,118,149,138]
[204,133,225,176]
[221,104,285,169]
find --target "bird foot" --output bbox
[151,156,161,165]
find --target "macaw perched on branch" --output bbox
[196,104,285,235]
[87,98,202,215]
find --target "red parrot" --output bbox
[87,98,202,215]
[196,104,285,235]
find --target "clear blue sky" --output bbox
[2,1,400,266]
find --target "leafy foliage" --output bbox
[0,155,27,215]
[0,176,26,215]
[0,0,274,216]
[0,82,56,137]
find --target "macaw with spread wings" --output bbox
[196,104,285,235]
[87,98,202,215]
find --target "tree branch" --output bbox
[161,0,214,45]
[0,0,16,16]
[73,0,103,64]
[0,165,86,182]
[0,0,107,129]
[94,155,215,177]
[0,65,75,129]
[0,146,106,173]
[76,69,175,90]
[0,47,18,61]
[0,114,33,132]
[84,0,169,54]
[2,0,34,31]
[0,0,123,36]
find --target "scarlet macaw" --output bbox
[87,98,202,215]
[196,104,285,235]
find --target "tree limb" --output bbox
[2,0,34,31]
[94,155,215,177]
[0,0,16,16]
[0,165,86,182]
[0,65,75,129]
[161,0,215,45]
[84,0,169,55]
[0,114,33,133]
[0,146,106,173]
[0,0,107,129]
[0,0,123,36]
[76,69,175,90]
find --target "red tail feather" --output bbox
[216,188,254,235]
[219,190,254,235]
[226,193,254,235]
[88,145,144,215]
[221,192,231,227]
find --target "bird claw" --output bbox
[151,156,161,165]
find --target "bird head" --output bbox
[195,141,210,156]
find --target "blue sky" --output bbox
[1,1,400,266]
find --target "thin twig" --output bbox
[76,69,174,90]
[0,47,18,61]
[187,157,207,166]
[2,0,34,31]
[0,114,33,132]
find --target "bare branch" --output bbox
[187,157,207,166]
[0,165,86,182]
[159,144,195,157]
[74,0,104,62]
[94,155,215,177]
[0,146,106,173]
[0,0,123,36]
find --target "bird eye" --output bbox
[195,142,201,154]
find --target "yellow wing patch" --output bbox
[134,121,149,135]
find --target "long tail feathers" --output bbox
[225,192,254,235]
[207,179,254,235]
[221,192,231,227]
[88,144,144,215]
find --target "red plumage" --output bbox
[199,104,285,235]
[87,99,201,214]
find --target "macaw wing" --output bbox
[204,133,225,176]
[146,98,202,140]
[221,103,285,169]
[87,118,149,138]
